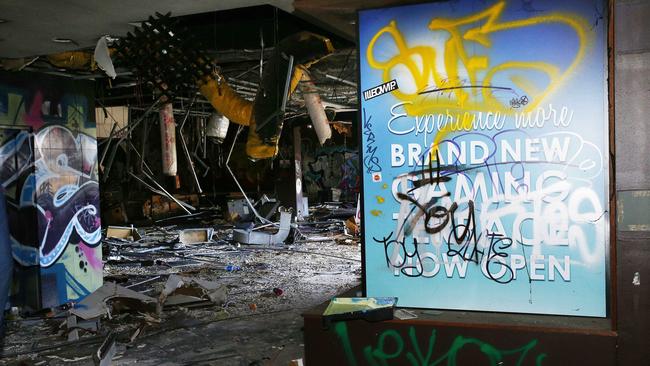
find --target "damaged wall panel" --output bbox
[302,145,359,202]
[0,70,102,309]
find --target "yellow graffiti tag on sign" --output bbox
[366,1,591,152]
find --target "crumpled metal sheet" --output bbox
[233,209,292,245]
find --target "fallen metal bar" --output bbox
[192,152,209,170]
[192,152,211,178]
[202,117,207,159]
[225,126,272,225]
[141,170,194,214]
[139,117,149,173]
[281,55,294,113]
[178,129,203,193]
[101,139,122,182]
[103,101,159,182]
[174,96,203,193]
[232,61,264,80]
[193,119,202,156]
[238,246,361,262]
[134,246,168,253]
[125,276,161,289]
[127,141,155,176]
[0,334,105,358]
[178,95,197,131]
[98,121,118,168]
[229,77,259,88]
[129,105,213,117]
[316,70,358,87]
[259,27,265,82]
[128,172,166,196]
[93,332,117,366]
[99,101,159,147]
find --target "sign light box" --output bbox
[358,0,609,317]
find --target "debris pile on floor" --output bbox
[1,205,361,365]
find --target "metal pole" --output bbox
[178,129,203,193]
[103,101,159,182]
[225,125,274,225]
[141,170,194,214]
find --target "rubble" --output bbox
[159,274,228,306]
[106,226,142,241]
[233,209,292,245]
[70,282,160,320]
[178,228,214,245]
[93,332,117,366]
[1,210,362,364]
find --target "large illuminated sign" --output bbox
[359,0,609,316]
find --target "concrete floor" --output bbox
[1,227,361,365]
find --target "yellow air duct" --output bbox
[197,32,334,160]
[47,51,95,70]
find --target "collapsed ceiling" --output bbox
[0,0,294,59]
[1,5,359,116]
[0,0,430,114]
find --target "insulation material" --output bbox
[300,71,331,145]
[93,36,117,79]
[206,112,230,142]
[158,103,177,176]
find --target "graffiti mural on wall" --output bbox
[302,143,360,201]
[333,322,546,366]
[359,0,608,316]
[0,71,101,307]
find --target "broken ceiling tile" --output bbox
[70,282,159,320]
[159,275,228,306]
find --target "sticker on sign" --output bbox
[371,172,382,182]
[363,80,399,101]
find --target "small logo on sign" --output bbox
[371,172,382,182]
[363,80,399,101]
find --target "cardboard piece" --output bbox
[106,226,142,241]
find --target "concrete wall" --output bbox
[615,0,650,364]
